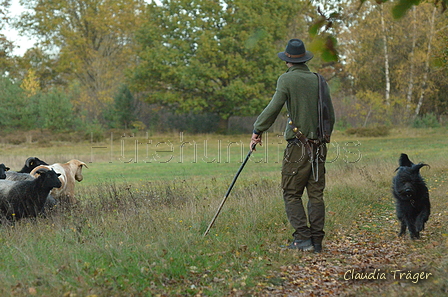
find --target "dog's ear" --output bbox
[399,153,413,167]
[412,163,429,173]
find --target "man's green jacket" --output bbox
[253,63,335,141]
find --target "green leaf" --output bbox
[245,29,268,49]
[308,18,326,37]
[392,0,421,19]
[309,35,338,62]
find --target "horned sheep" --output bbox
[18,157,48,173]
[30,159,88,205]
[0,168,61,222]
[5,157,49,181]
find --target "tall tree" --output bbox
[414,6,437,117]
[16,47,63,89]
[342,2,392,96]
[340,1,447,125]
[131,0,306,132]
[20,68,40,97]
[0,0,14,74]
[380,4,391,106]
[104,84,137,129]
[306,0,447,67]
[392,2,447,118]
[16,0,147,119]
[405,6,417,115]
[0,76,35,130]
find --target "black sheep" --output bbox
[5,157,48,181]
[0,164,10,179]
[6,157,49,181]
[18,157,48,173]
[0,168,61,222]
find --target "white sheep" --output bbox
[0,168,61,222]
[30,159,88,205]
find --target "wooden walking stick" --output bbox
[203,143,256,237]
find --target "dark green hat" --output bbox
[278,39,313,63]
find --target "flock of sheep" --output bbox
[0,157,88,224]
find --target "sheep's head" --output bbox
[0,164,10,179]
[35,168,62,189]
[68,160,88,182]
[21,157,48,173]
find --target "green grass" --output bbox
[0,128,447,296]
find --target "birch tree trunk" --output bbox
[380,5,390,106]
[415,7,437,117]
[406,7,417,115]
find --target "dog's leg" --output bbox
[410,231,420,240]
[398,220,407,237]
[416,206,430,232]
[407,220,420,240]
[416,215,425,232]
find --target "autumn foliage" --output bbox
[0,0,446,133]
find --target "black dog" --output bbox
[392,153,430,239]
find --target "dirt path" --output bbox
[257,205,446,296]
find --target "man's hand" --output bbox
[250,133,262,151]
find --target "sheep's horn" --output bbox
[35,168,49,175]
[25,157,37,167]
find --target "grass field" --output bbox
[0,128,447,296]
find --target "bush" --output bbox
[0,77,35,130]
[103,85,137,129]
[412,113,440,128]
[334,117,351,131]
[35,89,75,131]
[345,125,390,137]
[83,121,106,142]
[164,113,219,133]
